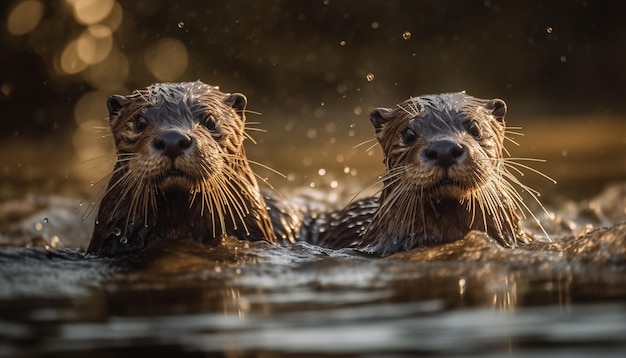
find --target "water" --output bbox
[1,197,625,357]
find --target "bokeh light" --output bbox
[69,0,115,26]
[84,50,129,92]
[144,38,189,82]
[7,0,44,36]
[76,25,113,65]
[59,39,89,75]
[73,90,112,164]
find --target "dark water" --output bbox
[1,181,626,357]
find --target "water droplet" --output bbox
[339,40,346,46]
[50,236,60,247]
[371,21,379,29]
[120,237,128,244]
[43,218,48,223]
[318,168,326,176]
[90,181,94,187]
[560,55,567,63]
[402,31,411,40]
[78,201,83,207]
[546,27,553,34]
[34,222,43,231]
[178,21,185,29]
[113,228,121,237]
[366,73,375,82]
[330,180,338,189]
[95,220,99,225]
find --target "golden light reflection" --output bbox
[60,39,89,74]
[76,25,113,65]
[73,91,112,162]
[71,0,115,26]
[145,38,189,82]
[74,90,109,125]
[99,1,123,32]
[84,50,129,91]
[7,0,44,36]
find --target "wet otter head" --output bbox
[362,92,532,255]
[87,81,276,256]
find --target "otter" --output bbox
[312,92,546,256]
[87,81,297,256]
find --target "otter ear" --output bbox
[486,99,507,123]
[370,107,394,132]
[107,95,127,119]
[225,93,247,112]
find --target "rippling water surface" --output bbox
[1,183,626,357]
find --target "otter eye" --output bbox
[402,128,417,145]
[134,116,148,132]
[467,121,482,139]
[204,114,217,131]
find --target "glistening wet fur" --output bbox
[314,92,553,256]
[86,81,298,256]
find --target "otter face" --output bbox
[371,92,507,200]
[107,81,248,192]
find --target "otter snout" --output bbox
[423,140,465,168]
[152,130,193,159]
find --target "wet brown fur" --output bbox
[87,81,278,256]
[318,92,543,256]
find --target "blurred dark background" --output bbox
[1,0,625,201]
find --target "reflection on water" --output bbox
[1,220,625,356]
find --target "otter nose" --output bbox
[152,130,192,159]
[424,140,465,168]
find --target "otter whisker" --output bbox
[218,168,253,218]
[504,128,524,136]
[207,181,226,237]
[498,173,552,241]
[125,167,151,235]
[503,135,521,147]
[503,159,556,184]
[199,179,217,237]
[242,109,262,117]
[347,166,408,204]
[81,162,136,220]
[353,137,377,149]
[244,126,267,133]
[206,162,254,235]
[244,158,286,179]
